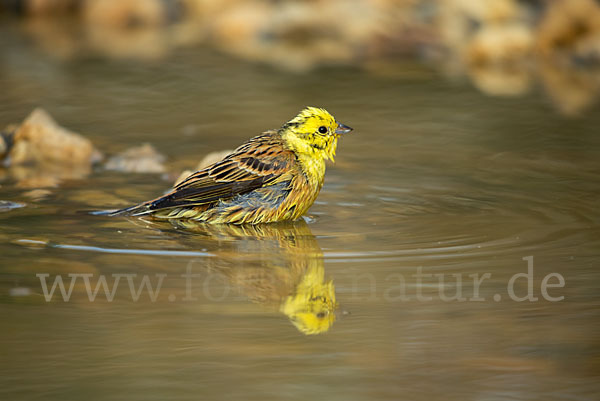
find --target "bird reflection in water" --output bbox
[152,218,338,335]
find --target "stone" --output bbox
[104,143,166,173]
[9,108,102,166]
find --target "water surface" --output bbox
[1,25,600,401]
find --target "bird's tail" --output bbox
[90,203,152,217]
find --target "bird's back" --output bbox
[114,131,319,224]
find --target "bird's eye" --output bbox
[318,126,327,134]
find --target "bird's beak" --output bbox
[335,123,353,135]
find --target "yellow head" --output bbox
[281,107,352,162]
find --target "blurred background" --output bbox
[1,1,599,401]
[2,0,600,115]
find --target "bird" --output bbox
[102,107,352,224]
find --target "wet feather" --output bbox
[107,107,352,224]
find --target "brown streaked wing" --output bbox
[147,133,295,211]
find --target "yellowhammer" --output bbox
[104,107,352,224]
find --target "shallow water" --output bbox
[1,25,600,401]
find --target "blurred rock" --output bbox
[8,108,102,166]
[1,108,102,188]
[104,143,166,173]
[467,24,532,66]
[533,0,600,115]
[208,1,343,71]
[466,24,533,96]
[436,0,534,97]
[468,63,531,97]
[536,0,600,65]
[82,0,167,29]
[537,59,600,116]
[22,188,52,200]
[431,0,600,110]
[82,0,172,60]
[436,0,526,57]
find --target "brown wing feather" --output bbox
[142,132,295,212]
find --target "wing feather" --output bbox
[141,132,295,212]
